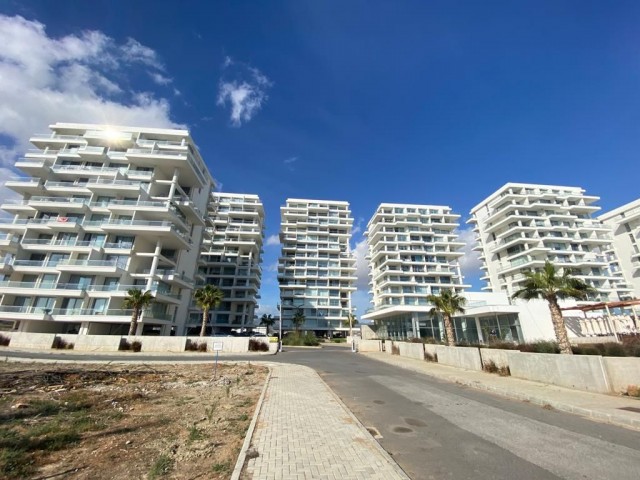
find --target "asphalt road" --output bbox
[4,346,640,479]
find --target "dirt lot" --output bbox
[0,362,267,479]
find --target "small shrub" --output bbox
[572,345,601,356]
[0,334,10,347]
[391,344,399,355]
[425,352,438,363]
[423,337,440,344]
[52,337,74,350]
[627,385,640,398]
[603,343,626,357]
[498,366,511,376]
[518,341,559,354]
[409,337,424,343]
[119,339,142,352]
[331,337,346,343]
[185,339,207,352]
[248,339,269,352]
[282,332,320,346]
[149,453,173,479]
[486,341,518,350]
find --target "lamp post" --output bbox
[277,303,283,353]
[349,307,357,352]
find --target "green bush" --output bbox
[331,338,346,343]
[518,341,560,354]
[282,332,319,346]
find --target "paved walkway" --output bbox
[243,363,409,480]
[363,352,640,431]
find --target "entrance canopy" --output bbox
[561,299,640,313]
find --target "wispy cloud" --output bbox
[150,72,172,85]
[352,217,365,236]
[265,234,280,246]
[217,56,272,127]
[283,157,298,164]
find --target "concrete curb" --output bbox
[364,353,640,432]
[315,370,411,479]
[231,366,273,480]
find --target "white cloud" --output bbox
[457,227,483,278]
[0,15,182,202]
[217,58,272,127]
[352,240,370,291]
[283,157,298,164]
[265,234,280,246]
[265,261,279,272]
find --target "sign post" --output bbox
[213,342,223,379]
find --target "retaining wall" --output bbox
[603,357,640,393]
[508,352,611,393]
[479,348,513,369]
[398,342,425,360]
[9,332,55,349]
[358,339,383,353]
[74,335,123,352]
[435,345,483,371]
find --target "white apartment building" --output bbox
[599,198,640,299]
[277,199,356,333]
[363,204,472,339]
[469,183,624,301]
[0,123,213,335]
[189,192,264,334]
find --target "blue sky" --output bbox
[1,1,639,318]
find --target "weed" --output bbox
[483,360,498,373]
[542,403,555,411]
[52,337,74,350]
[185,340,207,352]
[187,426,205,443]
[248,339,269,351]
[627,385,639,397]
[0,335,10,347]
[119,339,142,352]
[237,413,249,422]
[205,402,218,421]
[149,454,173,479]
[225,385,231,397]
[391,344,400,355]
[212,461,230,473]
[424,352,438,363]
[282,332,320,346]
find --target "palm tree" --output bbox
[512,261,596,354]
[123,289,154,336]
[427,289,466,346]
[345,312,358,337]
[194,284,224,337]
[260,313,276,333]
[291,307,305,332]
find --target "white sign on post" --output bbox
[213,342,223,351]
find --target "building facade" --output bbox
[469,183,624,301]
[599,198,640,299]
[277,199,356,334]
[189,192,264,334]
[0,123,213,335]
[362,203,476,340]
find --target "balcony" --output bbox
[4,177,43,194]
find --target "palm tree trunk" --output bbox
[200,308,208,337]
[547,296,573,354]
[128,309,138,336]
[444,314,456,346]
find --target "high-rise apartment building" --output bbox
[362,203,469,338]
[277,199,356,333]
[0,123,213,335]
[599,199,640,299]
[190,192,264,333]
[469,183,621,301]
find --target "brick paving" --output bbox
[243,363,409,480]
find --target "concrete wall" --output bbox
[9,332,55,349]
[74,335,123,352]
[358,339,383,352]
[424,344,438,360]
[188,337,250,353]
[398,342,425,360]
[603,357,640,393]
[508,352,611,393]
[360,325,378,340]
[435,345,483,371]
[133,336,186,353]
[479,348,514,369]
[571,336,618,344]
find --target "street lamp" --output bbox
[277,303,283,353]
[349,307,357,352]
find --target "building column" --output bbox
[79,322,90,335]
[145,240,163,291]
[168,168,180,200]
